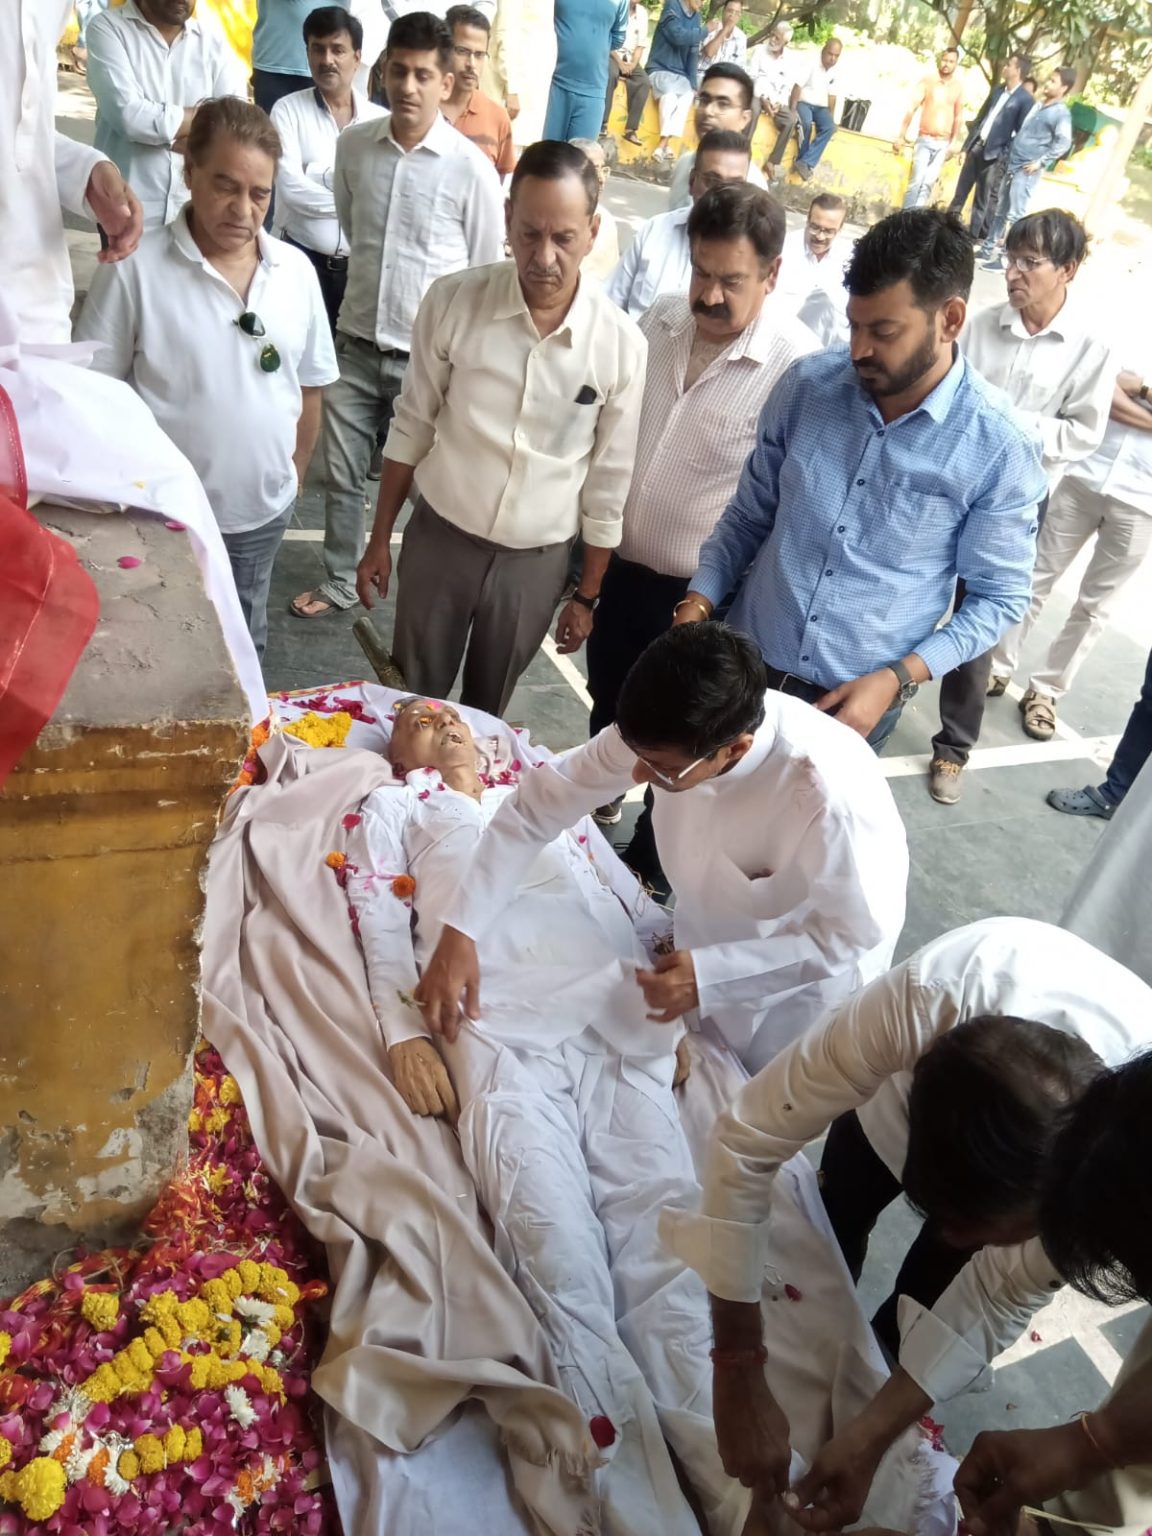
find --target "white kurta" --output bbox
[1,0,107,344]
[448,690,909,1071]
[670,916,1152,1405]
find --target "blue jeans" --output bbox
[544,82,604,141]
[796,103,836,168]
[1102,646,1152,806]
[985,162,1042,247]
[221,502,294,660]
[902,135,949,209]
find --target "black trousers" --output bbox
[820,1110,976,1360]
[586,554,688,734]
[948,147,1003,239]
[603,58,651,134]
[282,234,347,336]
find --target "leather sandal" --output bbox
[986,674,1009,697]
[1019,688,1057,741]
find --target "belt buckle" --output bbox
[777,671,801,693]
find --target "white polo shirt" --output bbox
[76,210,339,533]
[270,85,385,259]
[774,226,850,345]
[86,0,248,230]
[604,206,691,319]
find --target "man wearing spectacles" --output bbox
[77,97,339,661]
[923,208,1115,798]
[442,4,516,172]
[412,621,907,1074]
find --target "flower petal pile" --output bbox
[0,1047,338,1535]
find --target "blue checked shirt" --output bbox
[691,347,1045,687]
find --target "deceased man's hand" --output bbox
[389,1038,459,1122]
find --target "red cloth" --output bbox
[0,384,100,786]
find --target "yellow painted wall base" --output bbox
[0,507,248,1296]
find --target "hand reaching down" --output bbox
[389,1038,459,1122]
[673,1035,691,1088]
[637,949,699,1022]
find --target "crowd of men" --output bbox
[15,0,1152,1528]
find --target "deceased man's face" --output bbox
[390,698,477,774]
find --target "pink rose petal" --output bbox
[117,555,143,569]
[163,521,186,531]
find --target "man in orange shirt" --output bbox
[443,4,517,174]
[896,46,965,209]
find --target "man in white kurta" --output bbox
[670,916,1152,1529]
[341,698,749,1536]
[418,623,908,1073]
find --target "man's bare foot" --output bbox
[289,590,337,618]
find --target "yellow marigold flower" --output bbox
[140,1291,178,1325]
[224,1359,248,1383]
[199,1281,230,1317]
[177,1298,213,1335]
[187,1109,204,1134]
[218,1075,243,1107]
[187,1356,211,1390]
[204,1107,230,1136]
[141,1327,169,1361]
[0,1437,11,1470]
[0,1333,10,1368]
[1,1457,67,1520]
[263,1323,282,1349]
[117,1450,141,1481]
[261,1365,285,1398]
[223,1267,244,1299]
[163,1425,186,1463]
[205,1164,230,1194]
[284,710,353,748]
[184,1427,203,1461]
[81,1363,122,1403]
[127,1338,153,1374]
[80,1292,120,1331]
[158,1315,183,1349]
[236,1259,261,1293]
[135,1434,165,1475]
[214,1318,243,1357]
[272,1306,294,1331]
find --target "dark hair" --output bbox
[845,207,974,308]
[903,1016,1104,1229]
[1023,76,1038,90]
[1006,208,1088,268]
[940,45,959,57]
[809,191,846,215]
[1040,1052,1152,1306]
[385,11,454,71]
[616,622,767,757]
[700,62,755,113]
[688,182,786,266]
[509,139,600,216]
[694,126,751,164]
[445,3,491,35]
[303,5,363,50]
[1010,52,1031,76]
[186,97,282,166]
[1054,65,1076,94]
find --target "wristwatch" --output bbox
[571,590,599,611]
[887,659,919,702]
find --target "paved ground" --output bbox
[57,77,1152,1456]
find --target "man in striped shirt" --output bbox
[586,182,817,873]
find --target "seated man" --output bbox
[674,916,1152,1528]
[415,622,908,1073]
[773,191,850,346]
[342,696,738,1535]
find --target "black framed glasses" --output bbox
[234,310,281,373]
[452,44,488,62]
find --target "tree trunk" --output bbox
[1084,56,1152,234]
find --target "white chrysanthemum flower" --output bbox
[234,1296,276,1325]
[241,1329,272,1363]
[225,1383,256,1429]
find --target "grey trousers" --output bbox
[391,498,571,717]
[319,330,408,609]
[765,104,798,165]
[221,501,294,660]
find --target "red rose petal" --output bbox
[163,521,186,532]
[589,1414,616,1448]
[342,813,362,830]
[117,555,143,569]
[784,1283,802,1302]
[1030,1330,1042,1342]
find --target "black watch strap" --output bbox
[888,659,918,700]
[571,590,599,611]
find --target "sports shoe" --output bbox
[1046,785,1116,819]
[928,758,964,804]
[593,797,624,826]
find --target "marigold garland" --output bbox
[283,711,353,749]
[0,1045,335,1534]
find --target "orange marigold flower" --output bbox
[325,851,346,870]
[390,875,416,900]
[87,1448,110,1485]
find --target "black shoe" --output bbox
[593,797,624,826]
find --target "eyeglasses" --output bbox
[234,310,281,373]
[635,751,710,786]
[452,44,488,62]
[1004,253,1051,274]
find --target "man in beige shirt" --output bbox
[897,46,966,208]
[356,140,646,717]
[586,182,817,860]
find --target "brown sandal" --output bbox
[289,590,337,619]
[1019,688,1057,740]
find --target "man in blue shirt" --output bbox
[646,0,707,161]
[544,0,630,140]
[947,51,1033,241]
[674,208,1045,754]
[979,67,1075,268]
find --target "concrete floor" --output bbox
[56,75,1152,1457]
